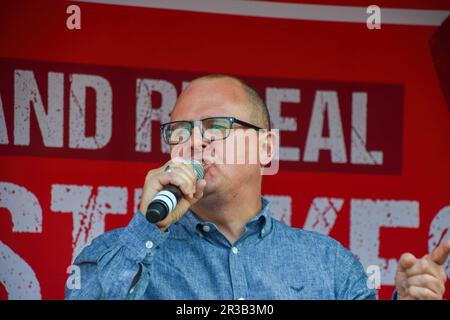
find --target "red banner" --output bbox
[0,59,403,174]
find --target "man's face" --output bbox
[168,78,263,197]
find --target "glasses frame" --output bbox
[160,116,263,145]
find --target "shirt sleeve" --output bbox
[65,212,170,300]
[333,242,378,300]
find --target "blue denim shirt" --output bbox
[66,198,377,300]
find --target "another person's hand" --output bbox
[395,240,450,300]
[139,158,206,230]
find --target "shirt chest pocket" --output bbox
[286,281,331,299]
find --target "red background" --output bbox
[0,0,449,300]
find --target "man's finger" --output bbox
[169,167,196,198]
[398,253,417,272]
[406,274,445,297]
[407,286,440,300]
[404,257,447,283]
[430,239,450,266]
[193,179,206,199]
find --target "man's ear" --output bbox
[259,129,277,167]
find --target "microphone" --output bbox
[145,159,204,223]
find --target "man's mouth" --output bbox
[202,159,214,172]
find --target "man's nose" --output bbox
[190,126,208,155]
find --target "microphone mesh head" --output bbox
[190,159,205,180]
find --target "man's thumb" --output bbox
[398,252,417,271]
[430,239,450,266]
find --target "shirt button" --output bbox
[261,228,266,235]
[231,247,239,254]
[202,225,211,233]
[145,240,154,249]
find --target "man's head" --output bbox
[167,74,274,199]
[195,75,271,130]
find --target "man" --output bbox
[66,75,449,300]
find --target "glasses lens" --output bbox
[164,122,192,144]
[203,118,231,141]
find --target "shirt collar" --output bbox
[180,197,272,239]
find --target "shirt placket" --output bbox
[228,241,249,300]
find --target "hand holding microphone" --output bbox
[139,158,206,230]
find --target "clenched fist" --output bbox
[139,158,207,231]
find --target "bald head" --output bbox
[179,74,271,130]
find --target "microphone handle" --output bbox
[145,184,183,223]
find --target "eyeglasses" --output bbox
[161,116,263,145]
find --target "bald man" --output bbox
[66,75,449,300]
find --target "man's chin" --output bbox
[201,166,223,196]
[202,183,215,196]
